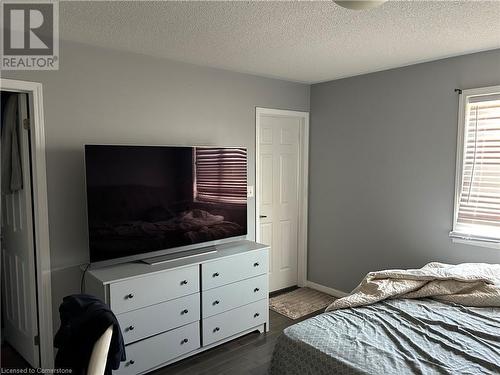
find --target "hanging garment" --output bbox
[54,294,126,375]
[1,94,23,194]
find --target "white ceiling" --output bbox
[60,1,500,83]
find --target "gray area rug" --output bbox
[269,287,336,319]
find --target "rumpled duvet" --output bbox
[326,262,500,311]
[269,299,500,375]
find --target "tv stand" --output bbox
[84,240,269,375]
[141,245,217,265]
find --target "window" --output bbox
[194,147,247,205]
[451,86,500,245]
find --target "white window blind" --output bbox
[194,147,247,205]
[451,87,500,243]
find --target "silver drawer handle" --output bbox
[180,280,188,285]
[127,325,135,331]
[126,293,134,299]
[254,288,260,292]
[126,360,135,366]
[213,300,220,305]
[213,327,220,333]
[253,262,259,267]
[181,309,189,315]
[254,312,260,318]
[213,272,220,277]
[181,338,189,344]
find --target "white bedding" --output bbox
[326,262,500,311]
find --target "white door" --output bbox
[1,93,40,367]
[257,111,303,292]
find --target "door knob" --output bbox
[259,215,267,218]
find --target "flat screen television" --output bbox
[85,145,248,266]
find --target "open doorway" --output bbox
[0,80,53,368]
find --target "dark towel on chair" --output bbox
[54,294,126,375]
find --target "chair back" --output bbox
[87,325,113,375]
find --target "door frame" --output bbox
[1,78,54,367]
[255,107,309,288]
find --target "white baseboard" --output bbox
[306,280,348,298]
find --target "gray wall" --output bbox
[2,41,310,332]
[309,49,500,293]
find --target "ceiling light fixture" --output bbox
[334,1,387,10]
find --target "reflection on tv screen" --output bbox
[85,145,247,263]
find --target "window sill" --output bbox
[194,199,246,207]
[450,235,500,250]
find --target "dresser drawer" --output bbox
[202,274,268,318]
[110,265,199,314]
[115,321,200,375]
[201,249,268,290]
[117,293,200,344]
[202,299,267,346]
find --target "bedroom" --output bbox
[0,1,499,374]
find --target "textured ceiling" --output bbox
[60,1,500,83]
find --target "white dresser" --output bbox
[84,240,269,375]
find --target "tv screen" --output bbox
[85,145,247,264]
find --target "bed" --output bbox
[269,263,500,375]
[269,298,500,375]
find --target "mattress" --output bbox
[269,298,500,375]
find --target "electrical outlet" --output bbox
[247,185,254,198]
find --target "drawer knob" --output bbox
[127,325,135,331]
[254,288,260,292]
[126,360,135,366]
[180,280,188,285]
[181,309,189,315]
[254,312,260,318]
[213,272,220,277]
[126,293,134,299]
[213,300,220,305]
[254,262,260,267]
[181,338,189,344]
[213,327,220,333]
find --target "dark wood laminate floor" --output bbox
[0,342,32,369]
[153,308,323,375]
